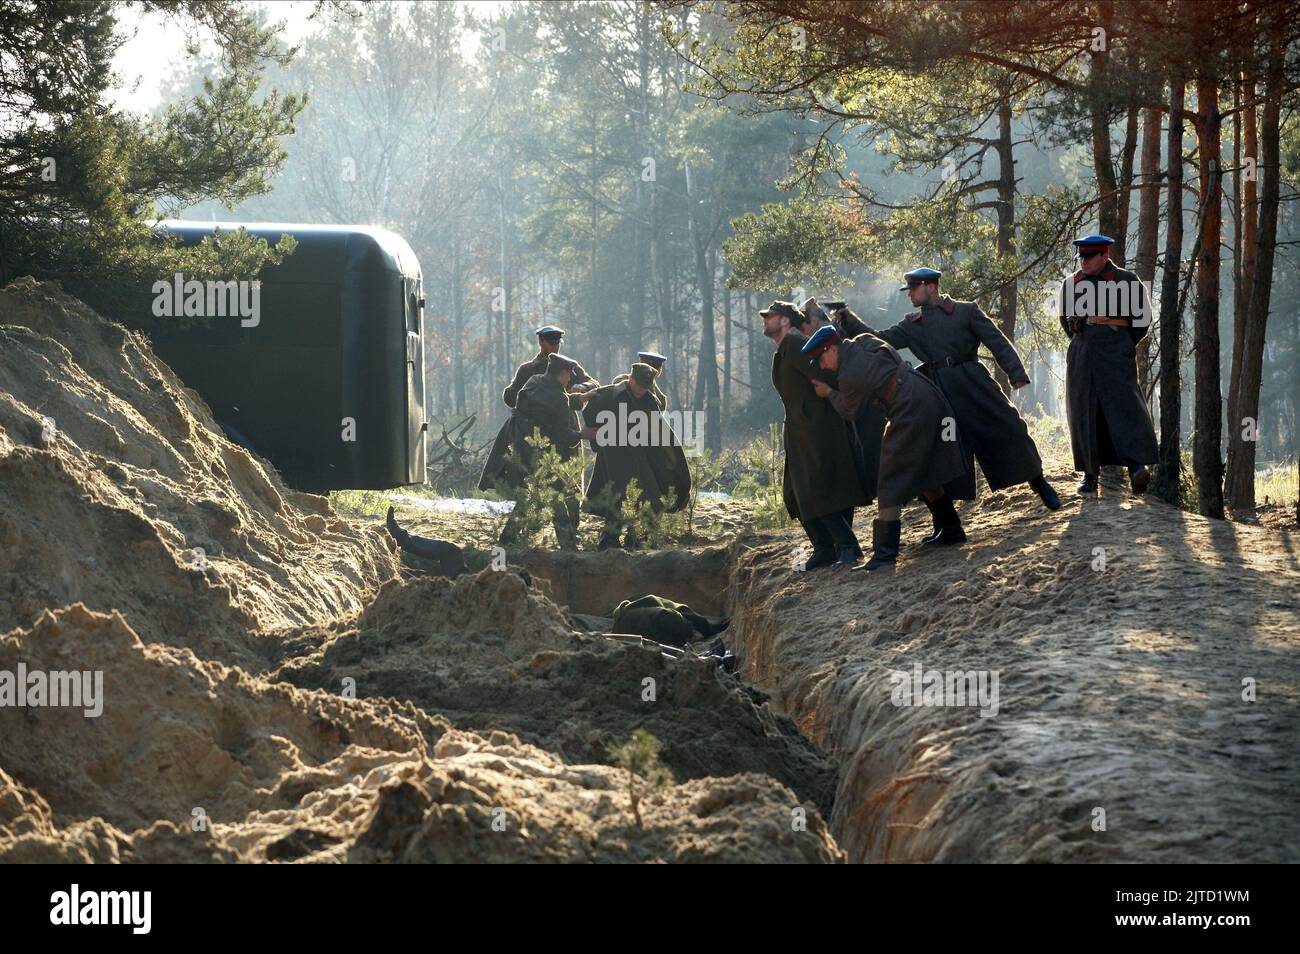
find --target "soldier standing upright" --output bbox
[868,267,1062,534]
[1058,235,1159,494]
[763,300,866,568]
[503,325,596,408]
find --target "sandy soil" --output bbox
[728,466,1300,862]
[0,279,840,863]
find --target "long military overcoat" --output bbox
[773,331,868,520]
[478,372,582,491]
[873,296,1042,497]
[826,334,968,509]
[582,381,691,514]
[503,352,593,408]
[1057,264,1159,472]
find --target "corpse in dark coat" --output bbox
[478,371,582,491]
[1058,263,1159,472]
[582,380,691,515]
[772,331,868,520]
[825,334,967,509]
[872,296,1042,498]
[502,351,594,408]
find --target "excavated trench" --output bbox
[527,542,883,861]
[514,491,1300,866]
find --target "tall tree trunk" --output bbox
[684,160,721,454]
[1226,68,1260,506]
[1153,77,1185,506]
[993,88,1017,394]
[745,290,759,397]
[723,283,732,424]
[497,160,513,386]
[629,7,651,358]
[1226,44,1281,511]
[1088,3,1119,241]
[1192,76,1224,518]
[1134,106,1162,397]
[1114,105,1140,265]
[452,220,466,416]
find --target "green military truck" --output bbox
[111,221,428,492]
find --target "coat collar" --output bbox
[1074,261,1119,281]
[908,295,957,321]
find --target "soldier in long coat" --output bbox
[867,267,1061,533]
[1058,235,1159,494]
[803,325,968,571]
[611,350,669,410]
[479,353,591,549]
[502,325,596,408]
[763,300,867,569]
[582,363,691,549]
[799,298,885,506]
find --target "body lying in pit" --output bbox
[609,594,729,648]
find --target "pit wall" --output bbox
[519,546,730,617]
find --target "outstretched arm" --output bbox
[969,303,1028,385]
[872,318,912,351]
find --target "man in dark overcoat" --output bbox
[803,325,968,571]
[763,300,867,568]
[1057,235,1159,494]
[582,363,691,550]
[502,325,596,408]
[480,353,592,548]
[799,298,885,507]
[868,267,1061,534]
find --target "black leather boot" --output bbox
[853,520,901,571]
[924,495,966,545]
[1029,474,1062,510]
[919,497,945,544]
[834,545,858,568]
[1077,473,1099,494]
[385,506,408,547]
[1128,465,1151,494]
[803,546,837,570]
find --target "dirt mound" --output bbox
[273,569,838,816]
[728,469,1300,863]
[0,277,398,670]
[0,279,841,863]
[0,605,838,862]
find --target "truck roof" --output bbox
[155,220,422,281]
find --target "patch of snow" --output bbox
[387,495,515,516]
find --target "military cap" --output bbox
[799,324,842,359]
[630,363,656,388]
[899,267,943,291]
[546,352,579,374]
[1072,234,1115,255]
[636,351,667,368]
[534,325,565,340]
[759,300,804,322]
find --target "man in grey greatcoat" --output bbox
[866,267,1061,540]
